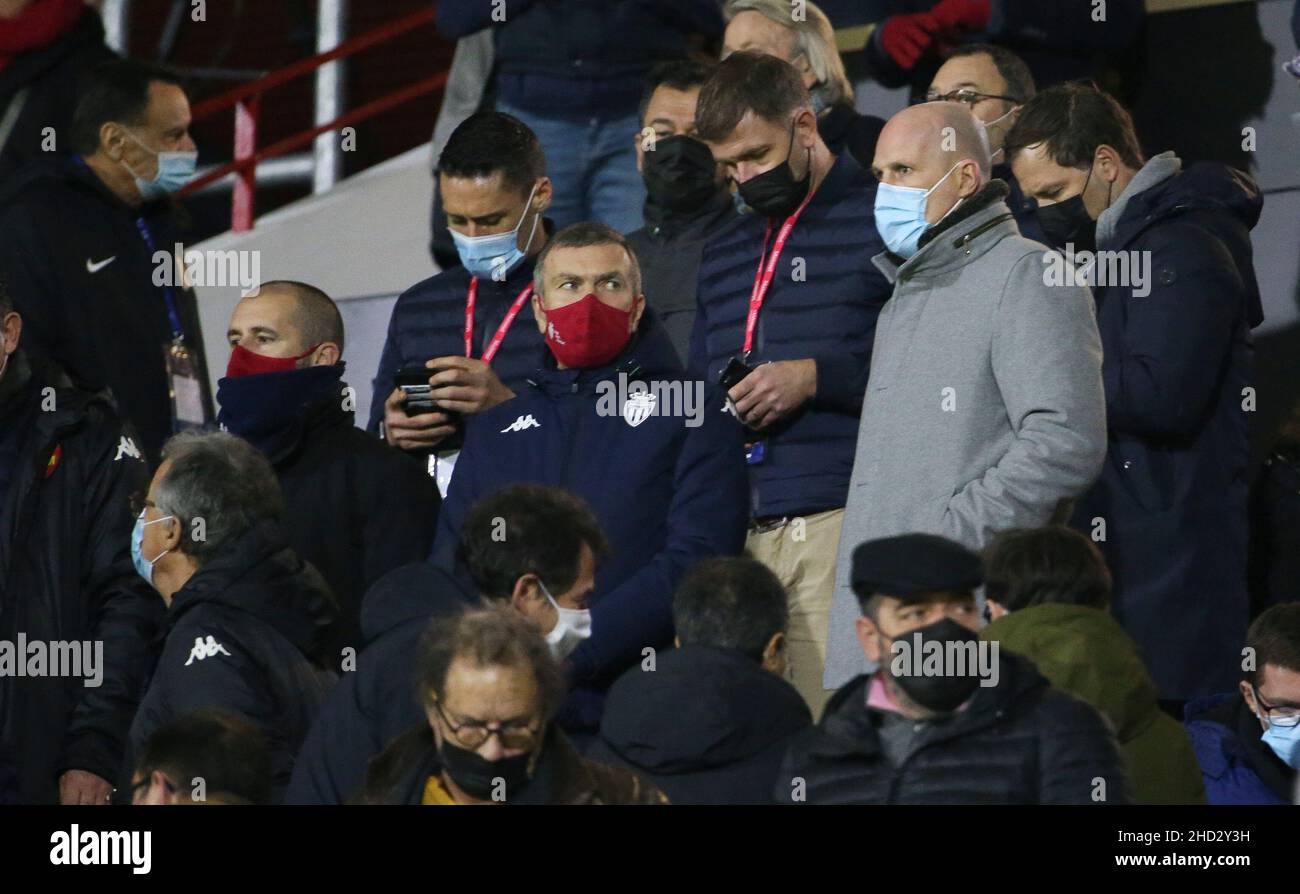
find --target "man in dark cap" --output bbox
[776,532,1130,804]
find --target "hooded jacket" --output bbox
[981,603,1205,804]
[218,363,441,657]
[284,562,477,805]
[431,310,748,729]
[824,181,1107,690]
[1185,692,1293,805]
[589,644,811,804]
[1072,155,1262,700]
[0,154,213,466]
[0,354,160,804]
[780,650,1131,804]
[361,722,668,805]
[127,520,337,799]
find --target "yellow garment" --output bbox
[421,775,458,805]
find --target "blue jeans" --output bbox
[496,101,646,234]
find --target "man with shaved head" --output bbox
[821,100,1108,692]
[219,280,440,661]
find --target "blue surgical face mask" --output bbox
[451,181,541,281]
[1259,713,1300,768]
[131,509,175,587]
[873,161,965,259]
[122,130,197,201]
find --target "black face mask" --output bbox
[438,738,535,801]
[737,125,811,218]
[883,617,983,713]
[642,135,721,213]
[1036,194,1097,254]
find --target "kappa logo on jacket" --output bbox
[113,435,142,462]
[184,635,232,666]
[501,414,541,433]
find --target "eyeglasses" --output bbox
[924,88,1020,107]
[432,698,542,751]
[1254,686,1300,728]
[129,491,157,517]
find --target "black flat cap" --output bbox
[850,533,983,601]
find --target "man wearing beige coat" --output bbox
[822,102,1107,692]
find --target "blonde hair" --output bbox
[724,0,854,108]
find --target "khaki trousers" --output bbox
[745,508,843,722]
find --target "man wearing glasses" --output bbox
[361,605,668,805]
[1185,604,1300,804]
[926,43,1044,241]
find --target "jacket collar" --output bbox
[874,180,1017,285]
[1095,151,1181,248]
[216,362,351,466]
[642,186,735,240]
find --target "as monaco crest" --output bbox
[622,392,657,427]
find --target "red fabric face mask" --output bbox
[542,293,635,369]
[225,342,319,379]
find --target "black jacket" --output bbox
[1072,160,1262,700]
[362,723,668,805]
[126,520,337,800]
[0,11,114,187]
[777,651,1131,804]
[217,365,441,658]
[0,154,212,465]
[284,562,476,805]
[818,103,885,174]
[0,354,160,804]
[626,188,737,365]
[589,645,811,804]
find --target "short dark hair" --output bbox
[415,603,567,720]
[437,111,545,198]
[157,431,283,564]
[0,274,12,318]
[695,51,810,144]
[456,484,608,601]
[674,557,788,661]
[638,59,717,126]
[946,43,1036,104]
[70,60,186,157]
[1003,81,1144,170]
[136,710,272,804]
[982,526,1112,613]
[258,280,344,354]
[1245,604,1300,687]
[534,221,641,298]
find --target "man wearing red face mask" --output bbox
[218,281,440,663]
[430,223,749,737]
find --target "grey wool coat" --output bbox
[823,183,1108,690]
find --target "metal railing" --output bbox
[177,6,445,232]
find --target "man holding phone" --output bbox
[370,112,553,495]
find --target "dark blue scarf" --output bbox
[217,362,350,463]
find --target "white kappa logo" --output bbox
[622,392,656,427]
[500,414,541,433]
[86,256,117,274]
[113,435,142,461]
[185,635,232,666]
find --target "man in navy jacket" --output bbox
[432,222,749,735]
[370,112,551,496]
[689,52,891,718]
[1007,83,1263,704]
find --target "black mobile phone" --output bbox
[719,356,755,391]
[394,366,438,416]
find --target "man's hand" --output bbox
[426,356,516,415]
[383,385,458,451]
[728,359,817,431]
[59,769,113,805]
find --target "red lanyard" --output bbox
[465,277,534,364]
[744,188,816,356]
